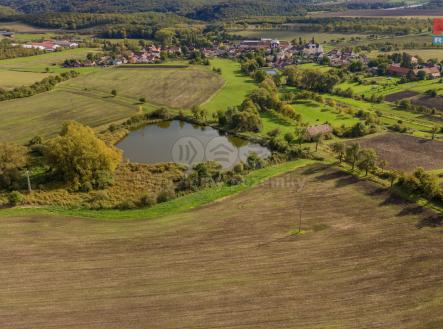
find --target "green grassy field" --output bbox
[295,63,332,72]
[202,58,256,114]
[326,93,440,137]
[293,99,360,126]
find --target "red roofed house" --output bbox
[387,64,411,77]
[414,66,441,79]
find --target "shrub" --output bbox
[267,128,281,137]
[0,142,27,189]
[157,187,176,203]
[7,191,24,206]
[226,174,244,186]
[139,194,156,207]
[246,152,266,170]
[117,200,137,210]
[148,107,172,120]
[233,163,244,174]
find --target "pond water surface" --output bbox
[116,120,271,169]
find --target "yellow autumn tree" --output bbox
[0,142,27,189]
[44,121,121,191]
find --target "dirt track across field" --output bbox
[1,164,442,328]
[358,132,443,172]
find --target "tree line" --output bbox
[330,142,443,204]
[0,71,79,101]
[0,40,43,60]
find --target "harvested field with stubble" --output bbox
[358,132,443,172]
[65,66,225,109]
[1,164,442,329]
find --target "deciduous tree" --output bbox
[44,121,121,191]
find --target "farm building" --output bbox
[0,31,14,37]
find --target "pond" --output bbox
[116,120,271,169]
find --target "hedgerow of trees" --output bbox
[0,71,79,101]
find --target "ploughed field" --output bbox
[384,90,420,102]
[358,132,443,172]
[1,164,442,328]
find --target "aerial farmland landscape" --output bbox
[0,0,442,328]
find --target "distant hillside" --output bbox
[0,4,16,16]
[0,0,320,17]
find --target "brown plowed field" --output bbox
[412,95,443,112]
[385,90,420,102]
[1,164,442,328]
[358,132,443,172]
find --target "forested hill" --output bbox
[0,0,320,17]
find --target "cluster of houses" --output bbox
[325,48,368,67]
[387,59,441,79]
[214,38,325,68]
[64,44,183,67]
[18,39,79,52]
[201,38,366,69]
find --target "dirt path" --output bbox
[1,164,442,328]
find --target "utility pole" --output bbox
[296,177,306,234]
[25,170,32,194]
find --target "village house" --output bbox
[326,48,364,67]
[415,66,441,79]
[387,64,411,77]
[388,63,441,78]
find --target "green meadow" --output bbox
[202,58,256,114]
